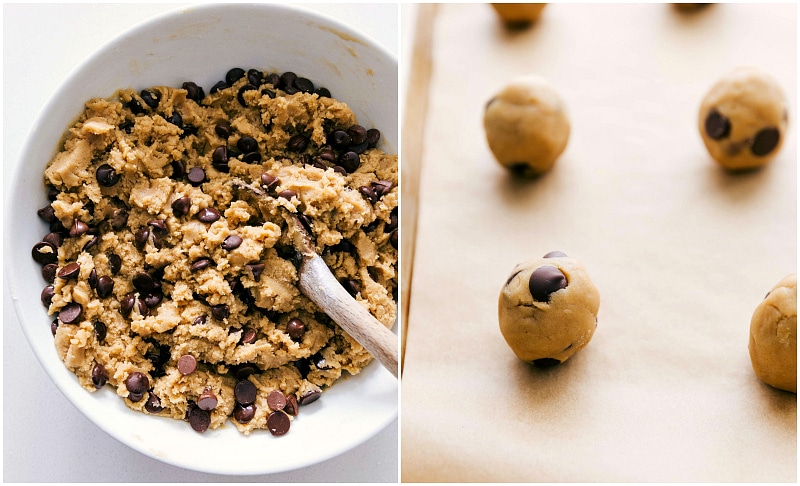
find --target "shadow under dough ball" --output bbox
[698,67,788,170]
[491,3,547,28]
[483,76,570,177]
[749,273,797,393]
[498,251,599,367]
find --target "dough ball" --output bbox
[491,3,547,27]
[749,274,797,393]
[698,67,789,170]
[484,76,570,177]
[498,251,599,367]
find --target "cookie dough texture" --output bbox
[698,67,788,170]
[491,3,547,26]
[749,274,797,393]
[41,73,397,434]
[483,76,570,177]
[498,252,599,366]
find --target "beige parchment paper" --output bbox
[400,3,797,482]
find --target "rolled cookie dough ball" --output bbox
[491,3,547,27]
[698,67,788,170]
[498,251,599,367]
[749,274,797,393]
[484,76,570,177]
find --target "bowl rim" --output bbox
[5,2,398,476]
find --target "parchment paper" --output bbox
[400,3,797,482]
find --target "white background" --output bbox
[2,3,399,482]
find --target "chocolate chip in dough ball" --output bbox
[498,252,599,365]
[484,76,570,177]
[698,67,788,170]
[491,3,547,28]
[749,274,796,393]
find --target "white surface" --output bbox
[3,3,399,481]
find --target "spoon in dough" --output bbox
[232,179,399,379]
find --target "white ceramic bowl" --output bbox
[5,3,397,475]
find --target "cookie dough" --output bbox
[491,3,547,27]
[698,67,788,170]
[749,274,796,393]
[32,67,398,434]
[483,76,570,177]
[498,251,599,367]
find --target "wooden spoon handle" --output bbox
[299,254,399,378]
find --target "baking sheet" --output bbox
[400,3,797,482]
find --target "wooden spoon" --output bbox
[232,179,399,378]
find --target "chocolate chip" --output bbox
[132,272,154,293]
[182,81,205,102]
[42,232,63,249]
[96,164,121,187]
[279,71,298,90]
[295,77,314,93]
[82,235,99,252]
[267,390,287,411]
[226,67,246,85]
[134,228,149,249]
[751,127,780,156]
[96,276,114,298]
[120,294,136,316]
[284,394,299,416]
[214,120,232,139]
[59,302,83,323]
[171,196,191,217]
[193,315,207,326]
[191,257,213,272]
[390,230,398,250]
[197,207,221,223]
[177,354,197,375]
[528,266,567,302]
[338,151,360,173]
[125,372,149,395]
[267,411,291,436]
[287,318,306,340]
[92,363,108,389]
[143,291,162,308]
[359,185,378,204]
[140,89,160,109]
[42,263,58,283]
[197,387,218,411]
[234,379,257,405]
[69,218,89,237]
[188,407,211,432]
[347,125,368,145]
[93,321,107,342]
[127,97,145,115]
[236,136,258,154]
[237,84,258,106]
[277,189,297,201]
[137,298,149,317]
[41,285,55,307]
[532,358,561,368]
[287,133,309,152]
[328,130,351,149]
[247,69,263,86]
[543,251,567,258]
[210,80,229,94]
[260,172,280,191]
[211,304,230,320]
[366,128,381,147]
[57,262,80,280]
[145,392,164,413]
[233,403,256,423]
[110,208,129,231]
[372,180,394,198]
[705,109,731,140]
[108,253,122,275]
[342,279,360,297]
[222,235,243,250]
[211,146,229,173]
[315,87,331,98]
[51,318,59,336]
[242,151,262,164]
[240,327,257,345]
[166,111,183,128]
[37,205,57,224]
[32,242,58,265]
[246,263,265,281]
[187,167,206,186]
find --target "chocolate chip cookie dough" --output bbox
[498,252,599,367]
[483,76,570,177]
[749,274,796,393]
[698,67,788,170]
[32,68,398,435]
